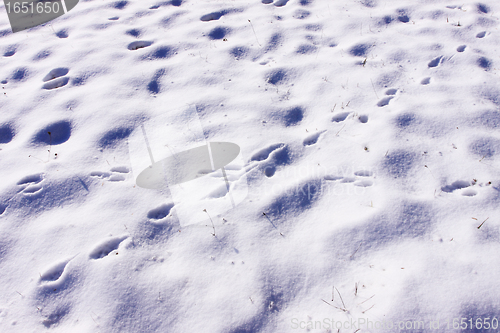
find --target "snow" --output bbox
[1,0,500,332]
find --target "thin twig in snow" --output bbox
[478,217,489,229]
[248,20,261,47]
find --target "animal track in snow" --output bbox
[324,175,343,181]
[441,180,478,196]
[110,166,129,173]
[89,236,128,260]
[385,88,397,95]
[264,166,276,177]
[3,47,16,57]
[476,31,487,38]
[91,166,129,182]
[354,170,373,177]
[147,203,174,220]
[359,115,369,123]
[17,173,44,195]
[200,10,233,22]
[250,143,285,161]
[377,88,397,107]
[428,56,443,68]
[303,130,325,146]
[274,0,289,6]
[324,170,375,188]
[42,68,70,90]
[22,183,43,194]
[56,30,68,38]
[39,259,72,283]
[127,41,153,50]
[43,68,69,82]
[90,171,111,179]
[421,77,431,85]
[377,97,394,107]
[332,112,350,122]
[17,173,44,186]
[43,77,69,90]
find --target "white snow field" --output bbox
[1,0,500,332]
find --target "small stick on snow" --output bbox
[424,165,436,179]
[335,124,346,136]
[248,20,261,47]
[263,212,284,237]
[350,244,361,259]
[335,287,346,310]
[47,131,52,162]
[370,79,379,99]
[362,304,375,314]
[477,217,489,229]
[321,299,347,312]
[203,209,216,236]
[358,294,375,305]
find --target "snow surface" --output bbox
[1,0,500,332]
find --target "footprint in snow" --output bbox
[476,31,487,38]
[332,112,350,122]
[127,41,153,50]
[274,0,289,6]
[42,68,69,90]
[200,10,231,22]
[428,56,443,68]
[324,170,375,188]
[147,203,175,221]
[17,173,44,195]
[90,166,129,182]
[303,130,326,146]
[39,258,73,284]
[421,77,431,85]
[358,115,369,123]
[262,0,289,5]
[441,180,479,197]
[250,143,285,162]
[377,88,397,107]
[89,236,128,260]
